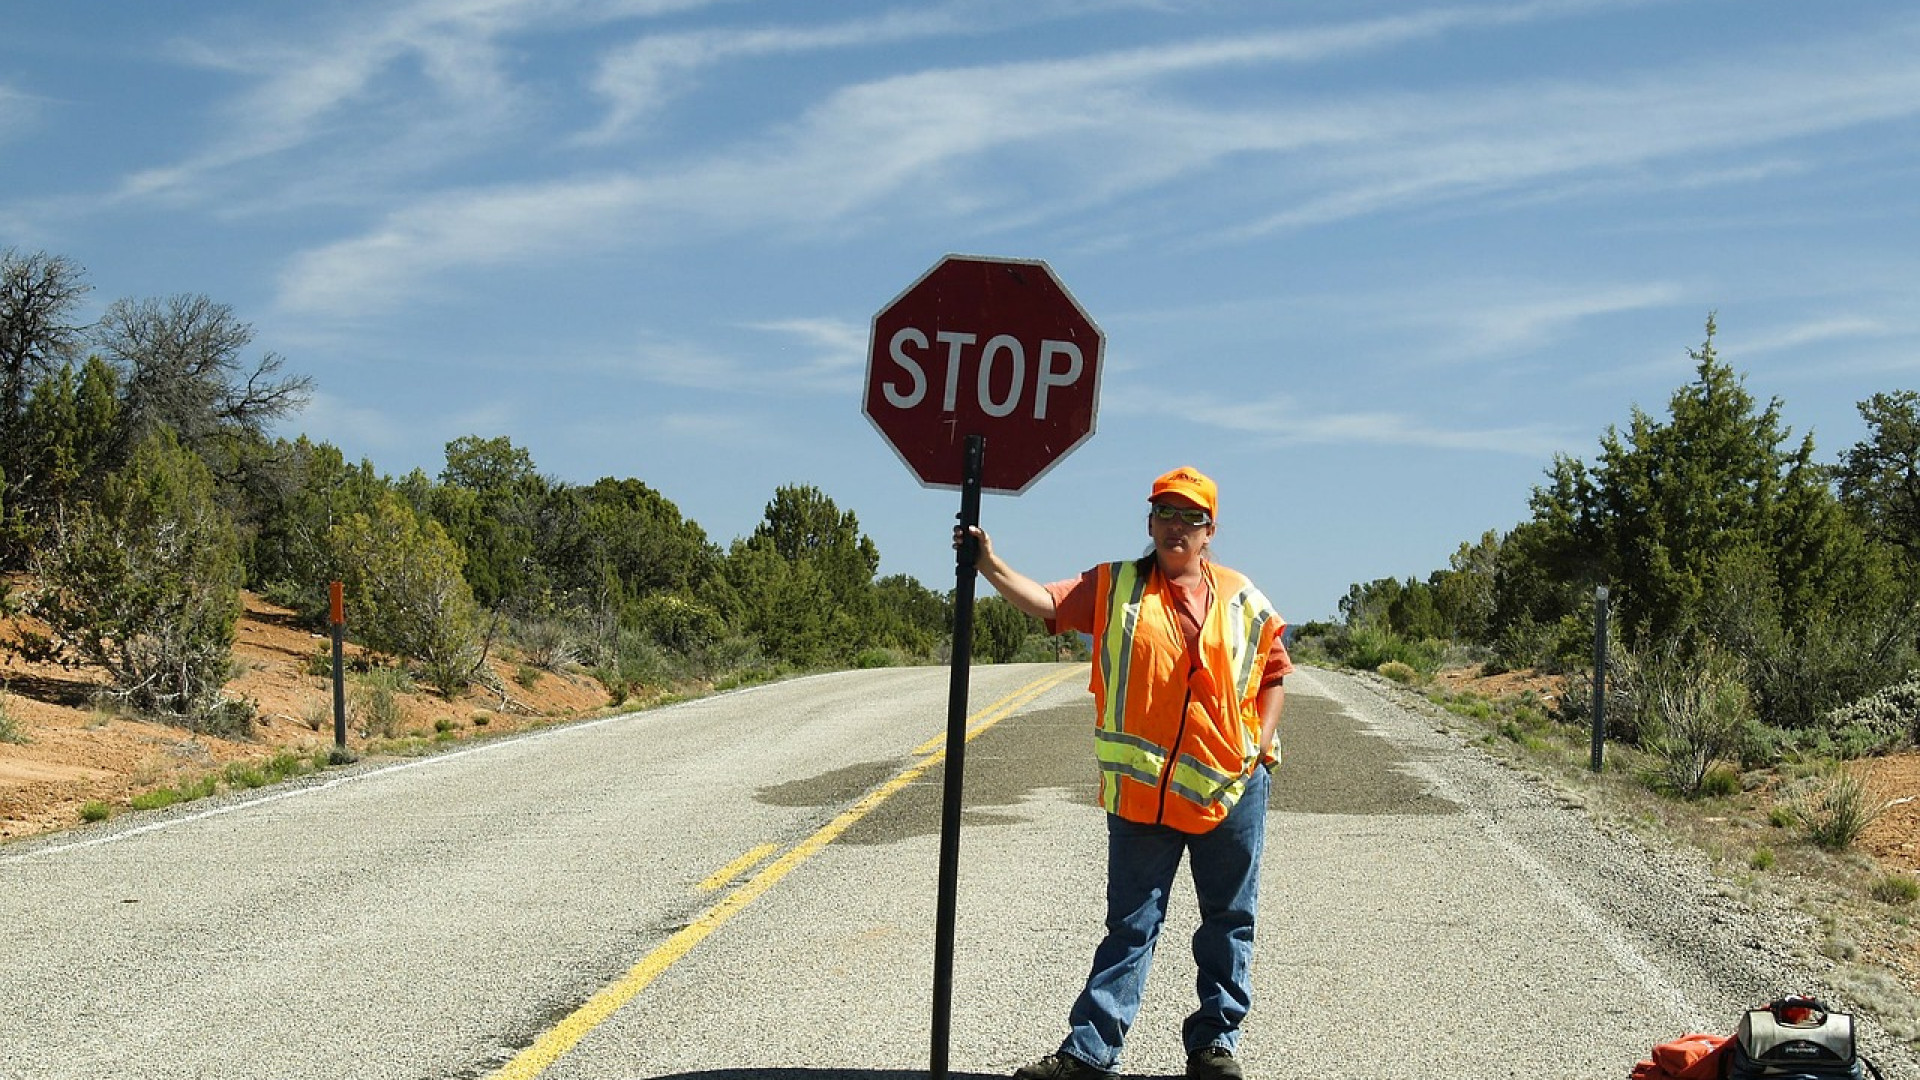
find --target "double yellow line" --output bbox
[489,665,1080,1079]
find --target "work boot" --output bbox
[1012,1051,1116,1079]
[1187,1045,1245,1080]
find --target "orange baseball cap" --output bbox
[1149,466,1218,520]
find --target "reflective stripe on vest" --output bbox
[1095,560,1152,739]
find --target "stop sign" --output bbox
[865,254,1103,494]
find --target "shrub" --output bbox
[1636,638,1753,797]
[626,593,725,653]
[1377,660,1418,685]
[80,801,112,823]
[700,634,771,680]
[1822,674,1920,753]
[1286,632,1336,668]
[224,761,267,789]
[595,668,629,707]
[304,646,334,678]
[353,667,409,738]
[28,429,243,729]
[200,695,256,739]
[1748,846,1775,872]
[329,492,482,696]
[0,689,27,744]
[1556,637,1641,742]
[1491,613,1591,674]
[130,774,218,812]
[1698,765,1742,799]
[609,629,679,694]
[301,696,331,733]
[1013,634,1073,663]
[1790,768,1883,851]
[1510,703,1548,730]
[221,751,317,792]
[1869,873,1920,906]
[1447,695,1494,721]
[1739,605,1918,734]
[268,749,318,781]
[510,617,579,673]
[1341,625,1442,674]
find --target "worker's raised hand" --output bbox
[953,524,993,561]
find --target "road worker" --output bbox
[956,465,1291,1080]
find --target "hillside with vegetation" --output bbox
[1294,315,1920,796]
[0,246,1081,837]
[1291,316,1920,1023]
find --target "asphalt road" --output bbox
[2,664,1911,1080]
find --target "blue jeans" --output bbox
[1060,765,1269,1070]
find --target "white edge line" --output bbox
[3,673,849,863]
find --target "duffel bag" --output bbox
[1723,997,1882,1080]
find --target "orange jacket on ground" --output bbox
[1628,1033,1730,1080]
[1084,558,1286,833]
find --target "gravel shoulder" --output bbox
[1308,667,1920,1077]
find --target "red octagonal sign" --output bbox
[865,255,1103,494]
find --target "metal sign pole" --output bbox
[1590,585,1609,773]
[329,581,352,765]
[931,433,984,1080]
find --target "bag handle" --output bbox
[1757,996,1887,1079]
[1764,995,1830,1026]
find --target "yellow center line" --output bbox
[696,843,779,892]
[912,666,1078,757]
[487,665,1083,1080]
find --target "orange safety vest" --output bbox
[1087,558,1283,833]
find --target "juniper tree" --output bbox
[1514,316,1904,727]
[0,250,91,566]
[1838,390,1920,558]
[30,429,244,729]
[328,491,483,697]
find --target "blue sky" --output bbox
[4,0,1917,624]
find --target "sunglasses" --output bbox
[1150,503,1212,527]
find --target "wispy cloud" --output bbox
[272,2,1639,313]
[1111,386,1573,458]
[745,317,868,390]
[293,385,523,462]
[579,6,978,144]
[1276,409,1573,458]
[292,388,416,455]
[113,0,732,209]
[616,335,744,391]
[1426,282,1686,361]
[0,85,44,236]
[1730,316,1891,356]
[271,3,1920,318]
[603,318,865,396]
[1227,31,1920,238]
[276,173,649,315]
[1125,277,1686,371]
[0,82,36,141]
